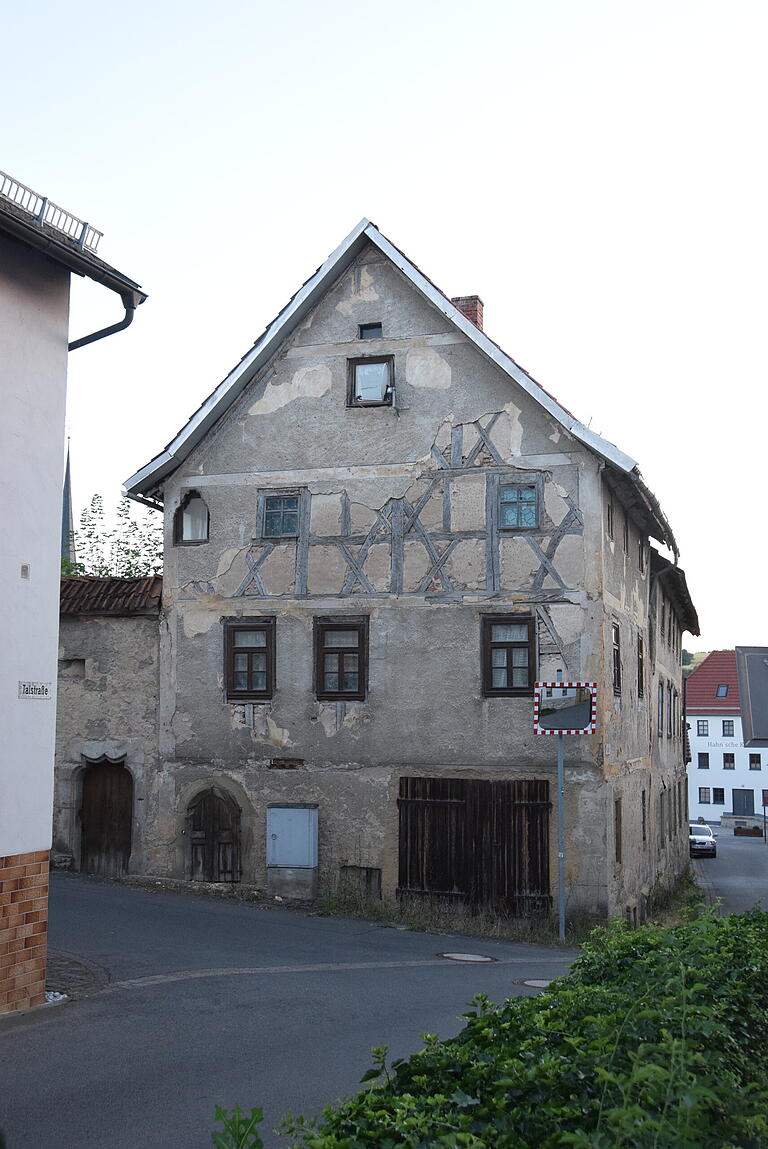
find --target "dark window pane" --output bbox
[325,672,339,691]
[264,511,283,536]
[280,510,298,535]
[252,652,267,671]
[234,670,248,690]
[234,653,248,671]
[324,653,337,674]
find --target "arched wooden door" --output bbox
[187,788,241,882]
[80,760,133,877]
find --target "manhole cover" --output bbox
[439,952,497,963]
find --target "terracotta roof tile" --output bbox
[60,576,162,616]
[686,650,740,714]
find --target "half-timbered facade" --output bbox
[122,220,698,921]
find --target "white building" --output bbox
[0,171,145,1014]
[686,650,766,825]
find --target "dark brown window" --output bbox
[723,753,735,769]
[482,616,535,696]
[358,322,382,340]
[750,754,762,770]
[347,356,393,406]
[612,624,622,695]
[699,787,711,804]
[314,618,368,700]
[174,490,209,544]
[722,720,734,737]
[698,753,710,769]
[713,788,725,804]
[637,633,644,698]
[225,619,275,700]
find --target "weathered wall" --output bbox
[54,615,159,872]
[137,242,686,920]
[0,234,70,858]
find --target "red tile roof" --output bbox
[60,576,162,616]
[685,650,740,715]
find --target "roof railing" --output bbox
[0,170,103,253]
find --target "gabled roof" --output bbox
[650,549,699,636]
[60,576,162,616]
[123,219,677,553]
[736,647,768,746]
[686,651,740,715]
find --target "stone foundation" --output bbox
[0,850,49,1014]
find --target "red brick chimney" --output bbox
[451,295,483,331]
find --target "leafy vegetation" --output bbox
[215,910,768,1148]
[62,494,162,578]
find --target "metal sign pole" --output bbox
[557,730,565,942]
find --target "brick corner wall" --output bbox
[0,850,49,1014]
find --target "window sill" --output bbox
[174,538,209,546]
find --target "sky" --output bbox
[4,0,766,651]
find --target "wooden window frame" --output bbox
[712,788,725,804]
[637,633,644,698]
[358,322,382,340]
[723,753,735,769]
[481,615,536,697]
[698,752,710,769]
[722,719,734,737]
[750,753,762,770]
[697,719,708,736]
[258,489,302,540]
[699,787,711,804]
[173,490,209,545]
[612,623,622,696]
[314,617,368,701]
[346,355,393,407]
[224,618,276,701]
[497,478,541,533]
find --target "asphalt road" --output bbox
[0,875,576,1149]
[692,826,768,913]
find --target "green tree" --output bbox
[63,494,163,578]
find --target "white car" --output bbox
[689,822,717,858]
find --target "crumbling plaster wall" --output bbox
[149,245,636,915]
[54,615,160,872]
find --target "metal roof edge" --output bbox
[124,219,669,535]
[0,201,146,305]
[124,219,372,497]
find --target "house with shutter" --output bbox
[115,219,698,921]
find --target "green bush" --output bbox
[268,911,768,1148]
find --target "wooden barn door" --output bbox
[398,777,551,915]
[187,789,241,882]
[80,761,133,877]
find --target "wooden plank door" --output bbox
[80,761,133,877]
[187,789,241,882]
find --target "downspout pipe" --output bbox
[68,293,136,351]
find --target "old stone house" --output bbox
[60,219,698,922]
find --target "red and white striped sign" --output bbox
[533,682,598,735]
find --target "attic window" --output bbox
[716,684,729,698]
[498,482,538,530]
[359,323,382,340]
[347,356,393,407]
[174,491,209,544]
